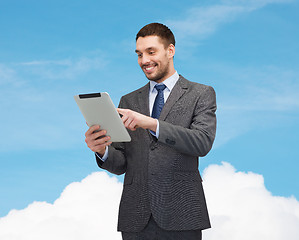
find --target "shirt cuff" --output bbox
[149,119,159,138]
[95,147,109,162]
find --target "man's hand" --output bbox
[117,108,157,132]
[85,125,112,157]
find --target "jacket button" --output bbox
[150,143,156,150]
[166,138,176,145]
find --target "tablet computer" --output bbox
[74,92,131,142]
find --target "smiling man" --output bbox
[135,34,175,83]
[85,23,217,240]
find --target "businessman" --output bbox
[85,23,217,240]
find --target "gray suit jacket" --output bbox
[96,75,216,232]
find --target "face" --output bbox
[135,36,175,83]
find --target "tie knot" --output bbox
[154,84,166,92]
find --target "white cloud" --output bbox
[164,0,297,147]
[1,163,298,240]
[222,0,293,8]
[0,52,109,152]
[168,5,245,41]
[219,65,299,112]
[203,162,299,239]
[0,171,123,240]
[167,0,293,42]
[209,64,299,147]
[0,64,14,82]
[18,56,108,80]
[0,64,25,87]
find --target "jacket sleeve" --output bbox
[95,96,127,175]
[95,142,127,175]
[158,86,217,157]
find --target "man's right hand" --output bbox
[85,125,112,157]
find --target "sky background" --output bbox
[0,0,299,238]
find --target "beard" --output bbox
[142,60,170,82]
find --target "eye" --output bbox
[137,53,142,58]
[149,51,155,55]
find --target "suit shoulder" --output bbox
[119,83,149,107]
[121,84,148,99]
[180,75,215,93]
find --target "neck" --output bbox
[155,66,176,83]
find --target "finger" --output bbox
[85,129,106,146]
[91,137,112,152]
[94,135,111,145]
[117,108,125,114]
[124,116,134,129]
[85,125,100,136]
[90,144,106,153]
[93,129,108,140]
[92,141,112,153]
[128,119,138,131]
[121,113,130,124]
[117,108,130,118]
[88,137,108,151]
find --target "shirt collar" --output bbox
[149,71,179,93]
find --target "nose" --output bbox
[141,54,150,66]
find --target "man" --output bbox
[85,23,216,240]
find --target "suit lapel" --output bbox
[136,83,154,140]
[137,83,150,116]
[159,76,189,121]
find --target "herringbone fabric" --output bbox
[151,84,166,119]
[96,76,217,234]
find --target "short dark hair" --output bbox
[136,23,175,48]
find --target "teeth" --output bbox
[145,66,154,71]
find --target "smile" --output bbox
[143,64,157,73]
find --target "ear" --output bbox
[167,44,175,58]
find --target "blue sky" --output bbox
[0,0,298,219]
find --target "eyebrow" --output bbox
[135,47,156,53]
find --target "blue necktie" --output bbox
[152,84,166,119]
